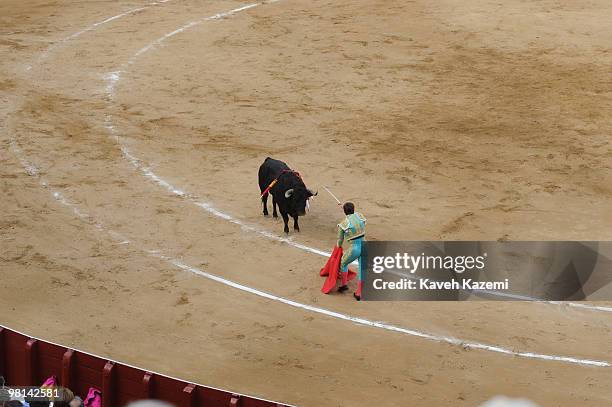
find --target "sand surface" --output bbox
[1,0,611,406]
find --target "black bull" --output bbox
[258,157,316,234]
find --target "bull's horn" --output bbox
[285,188,294,198]
[308,189,318,196]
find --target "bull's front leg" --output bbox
[292,215,300,232]
[272,195,278,218]
[280,210,290,234]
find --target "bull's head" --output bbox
[285,188,316,216]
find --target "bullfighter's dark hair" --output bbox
[343,202,355,215]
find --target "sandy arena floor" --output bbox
[1,0,611,406]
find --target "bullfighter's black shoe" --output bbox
[338,285,349,293]
[354,281,363,301]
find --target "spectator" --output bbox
[69,396,83,407]
[480,396,541,407]
[124,401,176,407]
[0,386,10,405]
[52,388,75,407]
[5,401,24,407]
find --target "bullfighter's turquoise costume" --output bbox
[337,212,366,300]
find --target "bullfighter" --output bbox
[336,202,366,301]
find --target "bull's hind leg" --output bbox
[272,195,278,218]
[292,215,300,232]
[261,193,269,216]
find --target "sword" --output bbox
[322,186,342,206]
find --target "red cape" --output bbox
[320,246,357,294]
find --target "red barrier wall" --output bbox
[0,326,289,407]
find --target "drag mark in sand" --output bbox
[28,0,174,70]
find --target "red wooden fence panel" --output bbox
[0,326,291,407]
